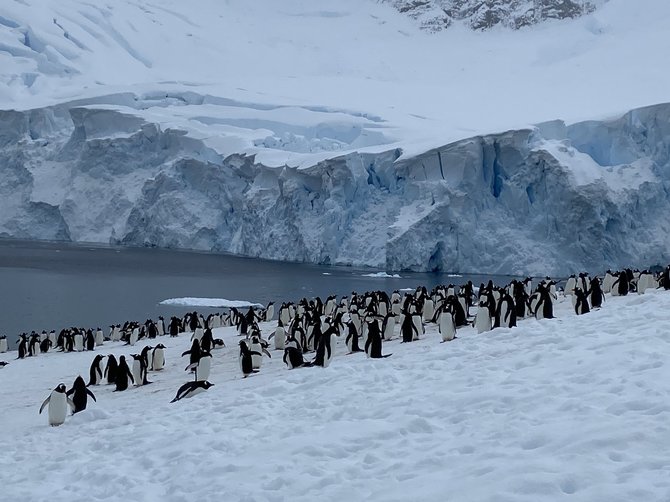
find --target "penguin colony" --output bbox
[3,266,669,426]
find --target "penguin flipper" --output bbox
[86,389,97,402]
[39,396,50,414]
[262,348,272,358]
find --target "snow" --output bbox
[2,288,670,501]
[159,298,264,309]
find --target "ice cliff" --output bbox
[0,97,668,276]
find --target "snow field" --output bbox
[1,289,670,501]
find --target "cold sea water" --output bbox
[0,239,516,348]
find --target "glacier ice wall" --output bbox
[1,98,669,276]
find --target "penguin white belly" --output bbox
[40,332,47,342]
[475,307,492,334]
[196,356,211,381]
[95,330,104,346]
[49,332,57,345]
[129,329,138,346]
[412,315,422,340]
[48,393,69,426]
[153,350,165,371]
[498,303,510,328]
[251,345,262,369]
[0,339,7,353]
[378,302,388,317]
[192,328,203,343]
[422,300,434,323]
[74,334,84,352]
[266,305,275,321]
[383,321,394,341]
[274,327,285,350]
[565,278,576,295]
[132,360,142,385]
[439,312,456,341]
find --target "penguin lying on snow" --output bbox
[171,381,214,403]
[0,361,8,368]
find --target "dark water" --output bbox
[0,239,515,347]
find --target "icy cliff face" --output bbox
[1,98,668,275]
[384,0,604,31]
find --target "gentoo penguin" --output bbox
[88,355,105,386]
[603,270,615,294]
[212,338,226,350]
[382,313,395,341]
[589,277,604,308]
[283,346,307,369]
[29,334,40,357]
[533,284,554,320]
[73,331,84,352]
[565,275,577,296]
[171,381,214,403]
[400,312,418,343]
[494,292,516,329]
[94,328,103,347]
[238,340,260,377]
[114,356,134,391]
[364,318,391,359]
[249,335,271,370]
[265,302,275,322]
[187,351,212,381]
[439,309,456,342]
[131,354,151,386]
[39,383,75,426]
[152,344,166,371]
[422,298,434,323]
[17,334,27,359]
[67,376,96,414]
[473,299,492,334]
[312,329,334,368]
[128,327,139,346]
[104,355,119,385]
[270,322,286,350]
[200,328,214,353]
[574,288,591,315]
[182,339,202,372]
[0,336,7,353]
[345,321,364,354]
[0,361,8,368]
[40,338,52,353]
[84,329,95,351]
[140,345,153,372]
[158,316,166,336]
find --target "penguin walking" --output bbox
[104,355,119,385]
[171,381,214,403]
[114,356,134,391]
[364,318,391,359]
[131,354,151,386]
[439,309,456,342]
[238,340,260,377]
[152,344,166,371]
[67,376,96,414]
[88,355,105,386]
[39,384,75,426]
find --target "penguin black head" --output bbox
[73,376,86,389]
[55,383,67,393]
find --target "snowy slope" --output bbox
[2,288,670,501]
[1,0,670,273]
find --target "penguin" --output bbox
[533,284,554,320]
[40,338,52,353]
[39,384,75,426]
[171,381,214,403]
[88,355,105,386]
[0,336,7,353]
[191,327,204,343]
[382,313,396,341]
[29,335,40,357]
[84,329,95,351]
[200,328,214,353]
[249,335,271,370]
[439,309,456,342]
[312,329,334,368]
[400,313,418,343]
[283,346,307,369]
[494,292,516,329]
[422,298,435,323]
[212,338,226,349]
[73,331,84,352]
[564,275,576,296]
[152,344,166,371]
[114,355,134,391]
[131,354,151,386]
[345,321,364,354]
[270,322,286,350]
[169,317,180,337]
[140,345,153,372]
[238,340,260,377]
[17,334,27,359]
[182,339,202,372]
[158,316,166,336]
[265,302,275,322]
[589,277,604,308]
[187,351,212,381]
[364,318,391,358]
[473,299,492,333]
[104,354,119,385]
[574,287,591,315]
[0,361,8,368]
[128,327,139,346]
[67,376,96,414]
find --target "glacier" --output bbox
[1,97,668,276]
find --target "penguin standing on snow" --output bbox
[88,355,105,386]
[17,334,27,359]
[104,355,119,385]
[182,339,202,373]
[114,356,134,391]
[187,351,212,381]
[0,336,7,353]
[364,318,391,359]
[574,288,590,315]
[131,354,151,386]
[400,312,418,343]
[345,321,363,354]
[39,384,75,426]
[238,340,260,377]
[589,277,604,308]
[152,344,166,371]
[67,376,96,414]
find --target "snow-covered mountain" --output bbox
[383,0,604,31]
[1,0,670,274]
